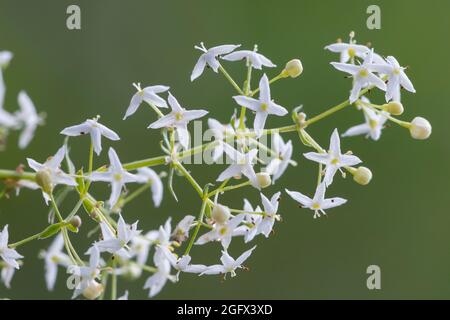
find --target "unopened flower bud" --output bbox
[256,172,272,189]
[383,101,404,115]
[282,59,303,78]
[353,167,372,186]
[35,170,52,194]
[82,280,104,300]
[409,117,432,140]
[211,204,231,225]
[70,215,82,229]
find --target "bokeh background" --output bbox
[0,0,448,299]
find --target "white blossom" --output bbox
[124,83,169,120]
[304,129,361,186]
[15,91,44,149]
[325,42,369,63]
[191,43,240,81]
[89,147,141,207]
[157,245,206,277]
[1,264,15,288]
[286,182,347,219]
[40,233,71,291]
[144,258,176,298]
[217,144,258,189]
[258,192,281,237]
[195,214,245,249]
[264,133,293,183]
[233,74,288,132]
[60,117,120,155]
[0,225,23,270]
[201,246,256,278]
[207,118,235,162]
[171,215,195,243]
[148,92,208,149]
[68,246,102,299]
[342,107,388,141]
[222,50,276,69]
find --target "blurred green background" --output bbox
[0,0,448,299]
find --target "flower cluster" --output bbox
[0,33,432,299]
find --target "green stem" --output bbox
[8,232,41,248]
[207,180,251,198]
[218,64,244,95]
[184,188,209,256]
[250,72,285,97]
[111,258,117,300]
[121,182,152,206]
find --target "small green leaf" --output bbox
[39,223,64,239]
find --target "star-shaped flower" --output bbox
[191,42,240,81]
[264,133,294,183]
[89,147,141,207]
[222,49,276,69]
[207,118,235,162]
[258,192,281,237]
[342,107,389,141]
[144,257,176,298]
[27,145,77,203]
[0,225,23,270]
[304,129,361,186]
[200,246,256,278]
[286,182,347,219]
[124,83,169,120]
[217,144,258,188]
[60,117,120,155]
[371,56,416,102]
[1,264,15,288]
[233,74,288,132]
[196,214,245,249]
[157,245,206,277]
[40,233,71,291]
[325,42,369,63]
[92,214,140,259]
[148,92,208,149]
[331,49,387,103]
[0,67,18,128]
[15,91,44,149]
[135,167,163,207]
[171,215,195,243]
[68,246,103,299]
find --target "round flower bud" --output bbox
[70,215,82,229]
[282,59,303,78]
[211,204,231,225]
[409,117,432,140]
[353,167,372,186]
[82,280,104,300]
[35,170,53,194]
[383,101,404,115]
[256,172,272,189]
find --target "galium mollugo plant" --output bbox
[0,32,432,299]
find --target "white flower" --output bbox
[1,264,15,288]
[233,74,288,131]
[89,147,141,207]
[124,83,169,120]
[0,69,18,128]
[130,231,158,266]
[191,42,240,81]
[144,258,176,298]
[239,199,263,243]
[217,144,259,189]
[0,225,23,270]
[207,118,235,162]
[151,218,173,264]
[0,51,13,68]
[201,246,256,278]
[135,167,163,207]
[68,246,102,299]
[171,215,195,243]
[93,214,140,258]
[15,91,44,149]
[325,42,369,63]
[60,117,120,155]
[195,214,245,249]
[157,245,206,276]
[40,233,71,291]
[304,129,362,186]
[286,182,347,219]
[27,145,77,203]
[371,56,416,102]
[264,133,293,183]
[148,92,208,149]
[342,107,388,141]
[258,192,281,237]
[222,50,276,69]
[331,49,386,103]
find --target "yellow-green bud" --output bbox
[211,204,231,225]
[35,170,53,194]
[283,59,303,78]
[409,117,432,140]
[353,167,372,185]
[82,281,104,300]
[70,215,82,229]
[383,101,404,115]
[256,172,272,188]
